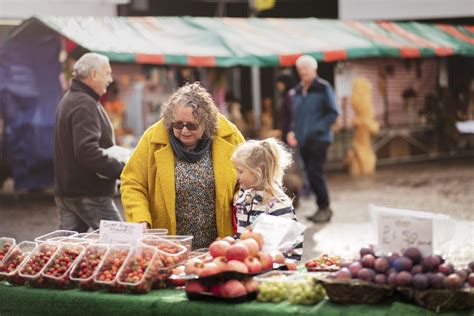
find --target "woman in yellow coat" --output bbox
[121,82,245,249]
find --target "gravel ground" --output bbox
[1,157,473,264]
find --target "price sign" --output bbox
[377,214,433,256]
[99,220,143,245]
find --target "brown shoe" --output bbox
[306,207,333,223]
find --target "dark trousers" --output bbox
[55,196,123,233]
[299,139,330,209]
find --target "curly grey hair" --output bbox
[73,53,110,80]
[160,82,218,139]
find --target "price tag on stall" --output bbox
[370,205,450,256]
[99,220,143,245]
[377,213,433,255]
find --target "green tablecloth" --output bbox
[0,283,472,316]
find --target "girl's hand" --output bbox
[286,131,298,147]
[139,221,150,229]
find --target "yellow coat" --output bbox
[120,114,245,237]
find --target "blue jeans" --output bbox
[55,196,123,233]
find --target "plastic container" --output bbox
[0,241,37,285]
[285,273,326,305]
[139,235,188,267]
[0,237,16,262]
[18,242,59,288]
[93,244,132,292]
[155,235,193,254]
[70,243,109,290]
[41,243,84,289]
[253,270,295,303]
[143,228,168,236]
[117,245,163,294]
[34,230,78,243]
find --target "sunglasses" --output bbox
[171,121,200,131]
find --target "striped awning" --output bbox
[21,16,474,67]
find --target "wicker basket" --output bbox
[316,278,394,304]
[397,287,474,313]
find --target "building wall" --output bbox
[0,0,129,19]
[339,0,474,20]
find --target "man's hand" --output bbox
[287,131,298,147]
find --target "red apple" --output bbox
[284,259,297,271]
[224,260,249,274]
[222,236,236,245]
[240,239,259,257]
[244,257,263,274]
[209,240,231,258]
[198,262,221,277]
[257,251,273,271]
[184,258,204,275]
[210,283,222,296]
[212,256,228,270]
[220,279,247,298]
[271,251,285,264]
[225,243,249,262]
[243,278,259,293]
[240,228,264,249]
[185,280,208,293]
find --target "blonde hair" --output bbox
[232,138,293,201]
[160,82,218,139]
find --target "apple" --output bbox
[257,251,273,271]
[284,259,297,271]
[225,243,249,262]
[210,283,222,296]
[184,258,204,275]
[271,251,285,264]
[212,256,228,270]
[222,236,236,245]
[220,279,247,298]
[209,240,231,258]
[244,257,263,274]
[240,228,264,249]
[185,280,208,293]
[224,260,249,274]
[240,239,259,257]
[198,262,221,277]
[244,278,259,293]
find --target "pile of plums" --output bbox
[331,245,474,290]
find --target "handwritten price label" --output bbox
[377,214,433,255]
[99,220,143,245]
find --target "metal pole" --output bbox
[251,66,261,131]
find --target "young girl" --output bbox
[232,138,303,260]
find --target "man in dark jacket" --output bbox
[287,55,339,223]
[54,53,124,232]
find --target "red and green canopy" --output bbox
[28,16,474,67]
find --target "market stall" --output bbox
[0,284,472,316]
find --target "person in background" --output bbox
[121,82,245,249]
[275,73,296,143]
[287,55,339,223]
[232,138,303,260]
[54,53,124,233]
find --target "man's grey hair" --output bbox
[73,53,110,80]
[295,55,318,70]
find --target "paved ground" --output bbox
[1,157,473,265]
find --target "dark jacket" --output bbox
[54,79,123,197]
[290,77,339,146]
